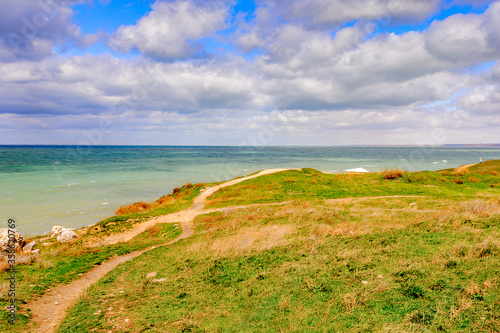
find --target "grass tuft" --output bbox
[382,168,404,180]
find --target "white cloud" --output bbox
[272,0,440,29]
[0,54,261,116]
[424,2,500,65]
[0,0,98,61]
[108,1,228,60]
[1,0,500,145]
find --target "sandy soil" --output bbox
[26,168,292,333]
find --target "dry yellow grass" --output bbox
[0,260,9,273]
[210,225,295,258]
[382,169,404,180]
[0,281,8,299]
[342,292,359,312]
[195,197,500,260]
[0,252,37,273]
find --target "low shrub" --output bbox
[382,169,404,180]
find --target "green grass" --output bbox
[0,180,206,332]
[468,159,500,174]
[4,164,500,332]
[58,210,500,332]
[0,223,181,333]
[86,182,208,237]
[57,165,500,332]
[205,168,498,208]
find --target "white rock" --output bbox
[57,229,78,243]
[361,280,368,285]
[23,241,37,252]
[51,226,65,236]
[152,278,167,283]
[0,228,24,254]
[146,272,157,278]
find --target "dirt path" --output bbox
[27,168,291,333]
[453,163,477,173]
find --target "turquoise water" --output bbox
[2,145,499,236]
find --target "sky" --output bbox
[0,0,499,146]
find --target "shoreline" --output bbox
[22,163,481,241]
[4,145,495,237]
[2,161,499,332]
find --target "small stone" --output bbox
[146,272,157,278]
[152,278,167,283]
[107,307,113,311]
[377,275,383,279]
[29,284,35,287]
[481,317,486,320]
[51,226,65,237]
[124,318,130,323]
[54,302,59,305]
[361,280,368,285]
[0,228,24,255]
[23,241,37,252]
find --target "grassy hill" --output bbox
[467,159,500,174]
[59,166,500,332]
[2,164,499,332]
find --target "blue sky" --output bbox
[0,0,499,145]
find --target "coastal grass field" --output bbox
[1,160,500,332]
[0,184,207,332]
[58,161,500,332]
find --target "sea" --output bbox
[2,145,500,237]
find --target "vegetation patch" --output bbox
[88,183,207,236]
[0,223,181,333]
[3,164,500,332]
[58,166,500,332]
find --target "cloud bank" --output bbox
[0,0,499,145]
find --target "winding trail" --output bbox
[453,163,478,173]
[27,168,291,333]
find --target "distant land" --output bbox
[442,143,500,147]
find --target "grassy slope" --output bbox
[58,166,500,332]
[205,168,498,207]
[87,182,208,236]
[0,182,206,332]
[468,159,500,174]
[0,223,181,332]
